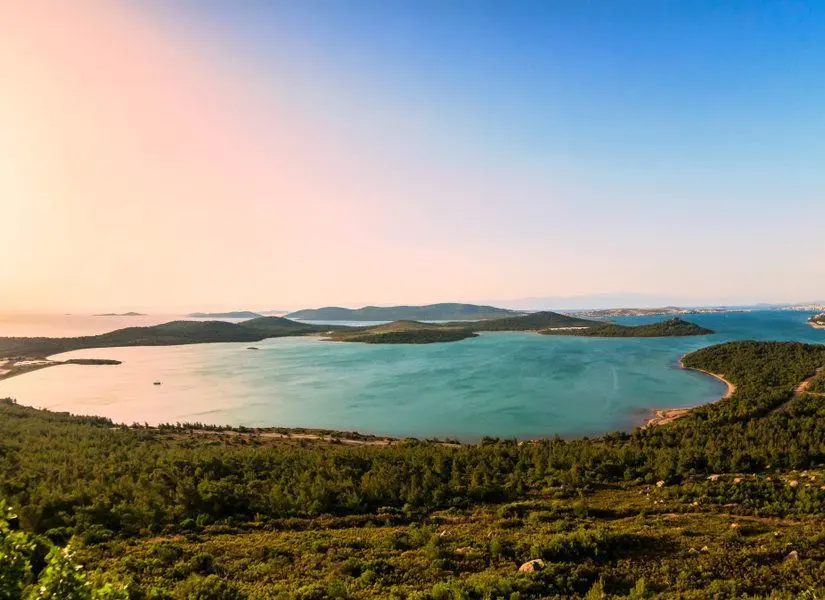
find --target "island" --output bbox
[93,312,147,317]
[286,302,524,321]
[327,321,479,344]
[186,311,263,319]
[328,313,713,344]
[540,317,714,338]
[0,313,717,361]
[808,313,825,329]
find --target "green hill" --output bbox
[286,303,523,321]
[471,311,598,331]
[541,317,714,338]
[0,318,326,359]
[327,320,478,344]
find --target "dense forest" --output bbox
[2,340,825,597]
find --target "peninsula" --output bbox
[809,313,825,329]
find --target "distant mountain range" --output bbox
[286,303,524,322]
[571,306,743,318]
[94,312,146,317]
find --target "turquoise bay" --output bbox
[1,311,822,440]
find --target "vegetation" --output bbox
[470,311,597,331]
[0,319,327,359]
[285,303,524,322]
[541,318,714,338]
[3,340,825,597]
[328,321,478,344]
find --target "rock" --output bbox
[656,480,665,488]
[730,522,739,529]
[708,474,721,481]
[519,559,546,573]
[438,529,451,537]
[733,477,743,484]
[789,480,799,488]
[765,476,772,481]
[701,546,710,553]
[784,550,799,562]
[688,547,700,555]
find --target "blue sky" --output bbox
[3,2,823,310]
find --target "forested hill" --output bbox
[541,317,714,338]
[3,340,825,597]
[0,318,326,359]
[286,303,524,321]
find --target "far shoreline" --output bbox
[641,357,736,429]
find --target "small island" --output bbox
[326,321,479,344]
[808,313,825,329]
[94,312,147,317]
[540,317,714,338]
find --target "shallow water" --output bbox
[0,311,822,439]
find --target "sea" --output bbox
[0,310,822,440]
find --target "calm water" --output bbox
[1,311,822,439]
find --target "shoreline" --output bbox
[0,358,121,382]
[641,358,736,429]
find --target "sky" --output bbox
[1,1,824,312]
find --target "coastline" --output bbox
[641,358,736,429]
[0,358,121,383]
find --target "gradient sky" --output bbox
[2,1,823,312]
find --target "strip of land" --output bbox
[0,358,121,382]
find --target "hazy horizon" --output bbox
[3,2,824,312]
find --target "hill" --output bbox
[471,311,597,331]
[3,340,825,597]
[187,311,263,319]
[541,317,714,337]
[286,303,523,321]
[327,320,478,344]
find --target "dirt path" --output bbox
[770,365,825,413]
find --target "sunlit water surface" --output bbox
[0,311,822,440]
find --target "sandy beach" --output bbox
[642,359,736,429]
